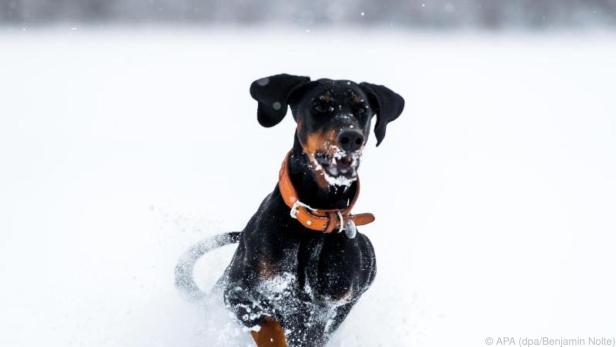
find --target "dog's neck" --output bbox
[287,138,358,210]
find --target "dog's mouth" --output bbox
[310,147,361,186]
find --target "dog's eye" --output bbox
[313,95,335,114]
[315,105,333,113]
[348,93,367,115]
[353,102,367,115]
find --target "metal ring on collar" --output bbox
[336,211,345,233]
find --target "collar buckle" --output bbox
[289,200,314,219]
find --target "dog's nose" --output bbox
[337,129,364,152]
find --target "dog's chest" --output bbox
[286,235,361,305]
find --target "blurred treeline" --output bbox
[1,0,616,29]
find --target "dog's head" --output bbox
[250,74,404,187]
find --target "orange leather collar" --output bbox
[278,151,375,234]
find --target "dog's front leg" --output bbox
[224,284,288,346]
[224,284,272,325]
[224,286,287,346]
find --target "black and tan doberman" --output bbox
[175,73,404,347]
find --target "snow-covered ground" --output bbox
[1,29,615,347]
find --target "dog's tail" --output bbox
[174,232,241,302]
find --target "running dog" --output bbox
[176,73,404,347]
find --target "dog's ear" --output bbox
[359,82,405,146]
[250,74,311,127]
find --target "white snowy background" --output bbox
[1,29,615,346]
